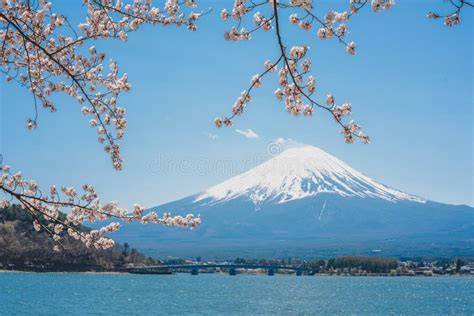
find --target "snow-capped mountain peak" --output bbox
[195,145,425,205]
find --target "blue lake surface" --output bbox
[0,273,473,315]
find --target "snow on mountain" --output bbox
[195,145,425,205]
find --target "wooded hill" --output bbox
[0,205,157,272]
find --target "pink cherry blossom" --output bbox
[0,163,201,250]
[0,0,206,171]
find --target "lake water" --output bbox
[0,273,473,315]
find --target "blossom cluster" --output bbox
[369,0,395,12]
[82,0,204,35]
[0,0,202,170]
[0,163,201,250]
[275,46,315,117]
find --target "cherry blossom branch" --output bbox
[215,0,381,144]
[215,54,283,127]
[2,11,124,167]
[427,0,473,26]
[272,0,369,144]
[0,163,201,251]
[1,0,205,170]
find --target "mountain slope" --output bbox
[113,145,473,258]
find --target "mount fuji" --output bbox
[195,145,425,205]
[115,145,473,258]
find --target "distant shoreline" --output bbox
[0,269,127,275]
[1,269,472,277]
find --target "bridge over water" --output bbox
[129,264,317,276]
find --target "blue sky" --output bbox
[1,1,472,208]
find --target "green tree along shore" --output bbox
[327,256,398,273]
[0,205,157,272]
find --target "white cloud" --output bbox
[265,137,305,156]
[236,129,259,139]
[272,137,304,150]
[208,133,219,140]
